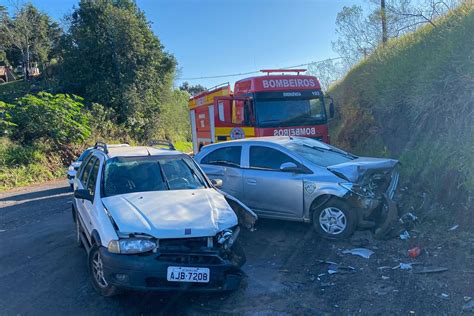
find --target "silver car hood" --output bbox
[101,189,238,239]
[327,157,399,183]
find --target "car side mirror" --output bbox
[74,189,93,202]
[211,178,223,188]
[280,162,302,173]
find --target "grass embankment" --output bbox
[328,3,474,205]
[0,138,64,190]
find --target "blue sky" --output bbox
[4,0,369,88]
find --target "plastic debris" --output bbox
[318,260,356,275]
[413,267,448,274]
[400,230,411,240]
[393,263,414,270]
[342,248,374,259]
[408,246,421,258]
[462,300,474,312]
[440,293,449,299]
[399,212,418,224]
[448,224,459,231]
[382,275,390,280]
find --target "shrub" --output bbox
[8,92,91,146]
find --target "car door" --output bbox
[83,157,101,235]
[76,155,99,236]
[198,145,245,200]
[242,145,305,219]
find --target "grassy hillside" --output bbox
[328,3,473,205]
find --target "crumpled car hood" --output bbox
[327,157,399,183]
[101,189,238,239]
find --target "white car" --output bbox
[72,142,256,296]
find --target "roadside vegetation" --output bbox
[0,0,193,190]
[328,3,473,207]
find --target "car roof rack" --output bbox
[94,141,109,154]
[148,140,175,150]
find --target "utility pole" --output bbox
[381,0,388,45]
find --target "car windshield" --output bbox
[282,138,356,167]
[255,95,326,127]
[103,155,207,197]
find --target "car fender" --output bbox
[303,184,351,220]
[217,188,258,230]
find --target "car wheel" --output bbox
[312,199,357,239]
[229,240,246,267]
[88,245,119,297]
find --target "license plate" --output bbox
[166,266,210,283]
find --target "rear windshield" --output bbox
[103,155,207,197]
[282,138,355,167]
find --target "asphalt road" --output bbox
[1,180,472,315]
[0,180,325,315]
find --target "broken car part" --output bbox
[342,248,375,259]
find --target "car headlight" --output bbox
[339,182,354,192]
[340,182,373,198]
[217,229,233,244]
[107,238,156,254]
[216,227,240,249]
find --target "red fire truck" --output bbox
[188,69,334,153]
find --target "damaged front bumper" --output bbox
[100,246,243,292]
[345,169,400,237]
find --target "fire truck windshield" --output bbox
[254,93,327,128]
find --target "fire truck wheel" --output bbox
[312,199,357,239]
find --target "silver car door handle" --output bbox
[246,179,257,185]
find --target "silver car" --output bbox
[195,136,399,239]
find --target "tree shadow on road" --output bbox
[0,186,71,203]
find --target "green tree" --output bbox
[0,3,61,78]
[58,0,176,140]
[8,93,91,146]
[179,82,207,96]
[157,89,191,142]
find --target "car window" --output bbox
[282,139,355,167]
[201,146,242,167]
[86,158,100,196]
[77,149,92,162]
[249,146,298,171]
[103,155,207,197]
[79,156,97,185]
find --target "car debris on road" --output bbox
[342,248,374,259]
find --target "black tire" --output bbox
[312,198,357,239]
[229,240,246,267]
[88,245,120,297]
